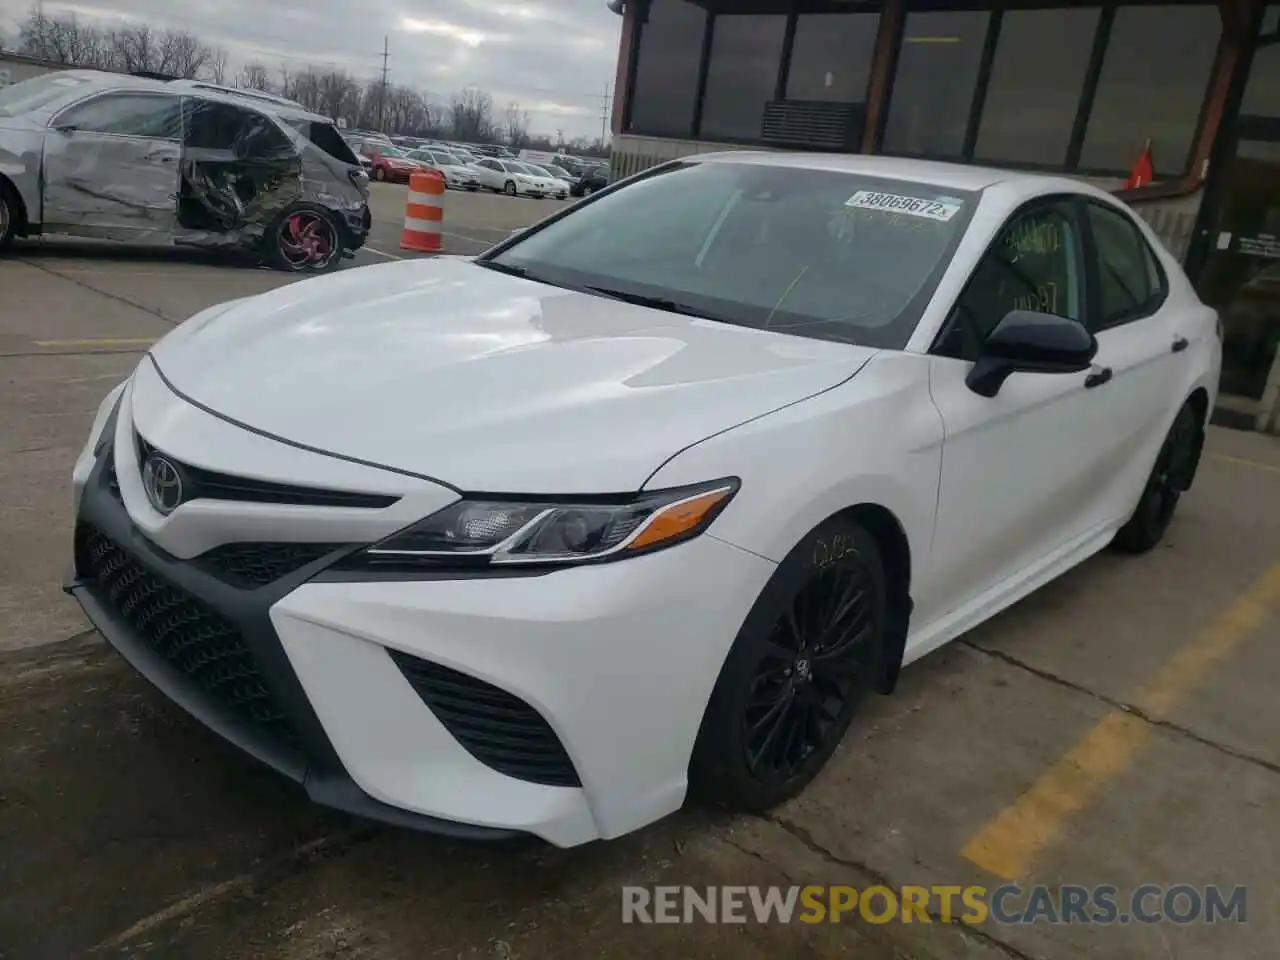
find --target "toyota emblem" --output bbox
[141,454,184,515]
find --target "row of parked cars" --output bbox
[340,130,610,200]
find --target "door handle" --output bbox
[1084,366,1113,389]
[1172,336,1189,353]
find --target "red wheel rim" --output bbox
[278,212,337,270]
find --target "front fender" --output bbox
[644,351,942,583]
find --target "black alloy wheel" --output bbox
[1114,402,1199,553]
[690,517,887,811]
[744,561,880,780]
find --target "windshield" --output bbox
[484,161,977,350]
[379,145,407,158]
[0,73,88,117]
[511,162,539,176]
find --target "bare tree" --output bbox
[205,45,229,84]
[108,25,159,73]
[451,86,496,143]
[239,61,272,92]
[316,70,358,123]
[158,30,210,79]
[503,102,531,149]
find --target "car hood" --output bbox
[148,258,873,492]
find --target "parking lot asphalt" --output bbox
[1,185,1278,959]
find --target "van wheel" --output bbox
[504,181,517,197]
[265,207,344,273]
[689,516,887,811]
[0,181,17,250]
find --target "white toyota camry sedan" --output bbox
[68,153,1220,847]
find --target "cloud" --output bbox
[0,0,622,138]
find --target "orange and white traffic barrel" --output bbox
[401,170,444,253]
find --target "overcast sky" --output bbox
[0,0,623,139]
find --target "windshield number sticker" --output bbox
[845,191,961,222]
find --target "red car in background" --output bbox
[353,141,420,183]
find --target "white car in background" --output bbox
[67,153,1219,848]
[524,163,573,198]
[406,148,481,191]
[472,157,561,198]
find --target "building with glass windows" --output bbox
[605,1,1280,432]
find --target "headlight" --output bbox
[354,479,738,568]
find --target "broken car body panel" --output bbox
[0,70,369,263]
[43,128,181,244]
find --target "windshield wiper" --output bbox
[474,260,529,279]
[583,285,708,319]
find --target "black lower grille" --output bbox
[389,651,580,788]
[104,449,121,501]
[197,542,345,589]
[76,524,297,747]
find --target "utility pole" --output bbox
[599,82,610,148]
[377,35,390,133]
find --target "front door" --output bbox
[42,91,183,243]
[1195,129,1280,420]
[924,199,1110,626]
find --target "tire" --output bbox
[504,180,517,197]
[689,516,888,812]
[263,205,345,274]
[0,180,18,250]
[584,185,595,195]
[374,167,386,182]
[1113,402,1199,554]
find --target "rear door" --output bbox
[476,158,502,189]
[925,198,1112,622]
[1078,199,1191,525]
[42,91,183,242]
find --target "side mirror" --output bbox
[966,309,1097,398]
[52,122,77,134]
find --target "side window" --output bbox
[184,101,291,159]
[1085,203,1165,329]
[54,93,182,139]
[234,113,293,160]
[942,202,1083,360]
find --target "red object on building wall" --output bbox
[1125,139,1155,190]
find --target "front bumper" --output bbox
[344,205,371,250]
[66,440,515,840]
[66,389,776,846]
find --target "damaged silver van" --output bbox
[0,71,371,271]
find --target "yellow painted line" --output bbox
[1209,452,1280,476]
[961,564,1280,881]
[33,337,156,348]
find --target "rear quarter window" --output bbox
[296,121,360,164]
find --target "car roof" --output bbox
[692,151,1021,191]
[25,70,331,123]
